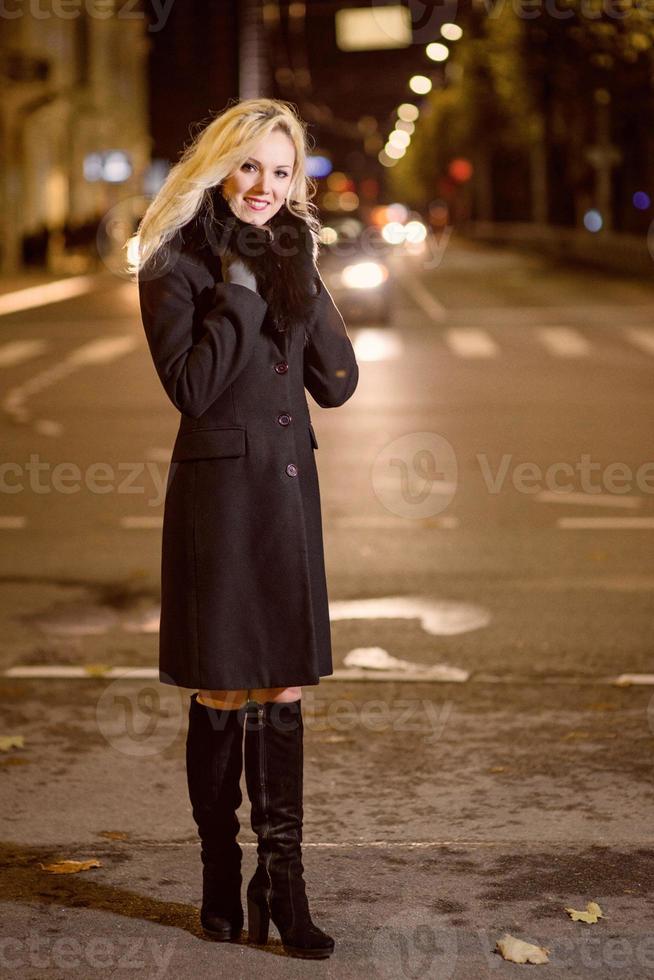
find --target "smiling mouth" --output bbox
[244,197,270,210]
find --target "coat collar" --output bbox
[191,186,320,345]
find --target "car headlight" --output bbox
[341,261,388,290]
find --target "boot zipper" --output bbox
[258,704,272,895]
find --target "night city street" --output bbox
[2,1,654,978]
[2,236,654,977]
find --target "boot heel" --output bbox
[247,894,270,945]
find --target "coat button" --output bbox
[274,360,289,374]
[286,463,298,477]
[277,412,292,426]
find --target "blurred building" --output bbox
[0,6,150,275]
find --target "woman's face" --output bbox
[221,129,296,226]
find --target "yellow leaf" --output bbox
[495,933,549,964]
[0,735,24,752]
[39,859,102,874]
[565,900,603,923]
[84,664,111,677]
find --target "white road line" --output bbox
[4,665,654,687]
[333,515,459,528]
[0,339,49,366]
[329,595,490,635]
[2,334,138,428]
[3,666,156,679]
[396,270,447,322]
[625,327,654,356]
[34,419,64,436]
[146,448,173,462]
[120,516,164,529]
[536,490,641,509]
[557,516,654,529]
[0,516,26,529]
[351,327,404,361]
[0,275,102,316]
[614,674,654,685]
[537,326,591,357]
[66,335,139,365]
[444,328,499,358]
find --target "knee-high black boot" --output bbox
[244,698,335,959]
[186,692,247,940]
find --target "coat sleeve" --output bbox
[303,272,359,408]
[138,254,268,420]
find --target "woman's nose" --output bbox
[253,173,272,195]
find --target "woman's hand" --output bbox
[220,251,258,293]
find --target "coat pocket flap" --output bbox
[171,426,246,461]
[308,422,319,450]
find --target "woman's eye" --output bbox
[241,163,289,178]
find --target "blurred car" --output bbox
[317,213,393,325]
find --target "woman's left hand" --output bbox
[220,250,258,293]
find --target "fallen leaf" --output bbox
[39,859,101,874]
[98,830,129,841]
[564,900,603,923]
[0,735,24,752]
[84,664,111,677]
[495,933,549,964]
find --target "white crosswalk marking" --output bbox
[66,335,139,365]
[535,490,641,508]
[537,326,591,357]
[0,517,27,529]
[2,334,139,431]
[444,328,499,357]
[0,275,102,316]
[558,516,654,529]
[120,516,164,529]
[625,327,654,356]
[0,339,49,367]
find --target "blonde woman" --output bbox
[132,98,358,959]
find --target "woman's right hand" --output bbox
[220,250,258,293]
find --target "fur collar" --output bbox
[192,186,320,338]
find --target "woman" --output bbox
[131,98,359,959]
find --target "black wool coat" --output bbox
[138,199,359,690]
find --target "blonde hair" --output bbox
[128,98,319,275]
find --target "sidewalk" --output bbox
[463,221,654,279]
[1,675,653,978]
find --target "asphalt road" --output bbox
[1,235,654,979]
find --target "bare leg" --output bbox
[197,687,302,708]
[197,689,249,709]
[248,686,302,703]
